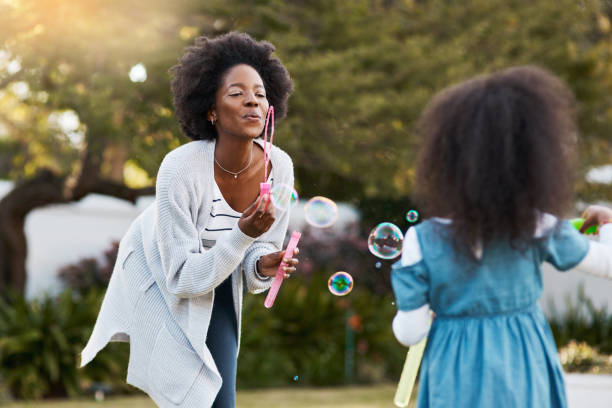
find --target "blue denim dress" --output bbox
[391,219,590,408]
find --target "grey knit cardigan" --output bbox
[80,139,292,407]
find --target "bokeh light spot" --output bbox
[129,63,147,83]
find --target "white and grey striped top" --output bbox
[201,183,242,251]
[202,174,274,280]
[201,172,274,251]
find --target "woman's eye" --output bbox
[256,93,266,98]
[229,92,242,96]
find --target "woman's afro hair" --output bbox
[170,32,293,140]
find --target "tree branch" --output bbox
[83,180,155,203]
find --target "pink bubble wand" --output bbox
[259,106,274,207]
[265,230,301,308]
[258,106,301,308]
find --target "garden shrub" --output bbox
[58,241,118,296]
[0,289,132,400]
[238,271,406,388]
[8,228,610,400]
[548,284,612,354]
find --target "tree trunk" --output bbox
[0,163,154,298]
[0,170,66,296]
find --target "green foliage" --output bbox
[0,290,130,400]
[2,0,611,199]
[238,272,405,388]
[0,0,189,182]
[203,0,612,201]
[548,284,612,354]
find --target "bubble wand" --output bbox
[570,218,598,235]
[259,106,274,203]
[264,230,301,308]
[394,313,432,407]
[259,106,301,309]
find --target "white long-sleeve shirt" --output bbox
[392,219,612,347]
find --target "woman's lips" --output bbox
[243,114,261,122]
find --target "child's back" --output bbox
[392,66,612,408]
[393,216,589,407]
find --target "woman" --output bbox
[80,32,299,408]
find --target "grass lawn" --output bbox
[3,384,414,408]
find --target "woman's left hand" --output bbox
[257,248,300,278]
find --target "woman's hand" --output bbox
[581,205,612,233]
[238,194,275,238]
[257,248,300,278]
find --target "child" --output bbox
[391,66,612,408]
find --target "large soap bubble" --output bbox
[368,222,404,259]
[271,183,299,211]
[304,196,338,228]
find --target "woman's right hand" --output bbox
[238,194,276,238]
[581,205,612,233]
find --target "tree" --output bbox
[202,0,612,201]
[1,0,612,296]
[0,0,196,296]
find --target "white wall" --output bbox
[23,194,154,298]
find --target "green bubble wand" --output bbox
[569,218,598,235]
[394,313,433,407]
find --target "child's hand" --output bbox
[257,248,300,278]
[580,205,612,233]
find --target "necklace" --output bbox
[214,149,253,179]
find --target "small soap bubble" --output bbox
[271,184,299,211]
[304,196,338,228]
[328,271,354,296]
[406,210,419,223]
[293,375,299,381]
[392,301,396,306]
[375,262,382,269]
[368,222,404,259]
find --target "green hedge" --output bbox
[0,289,131,400]
[548,284,612,354]
[238,272,405,388]
[4,242,612,400]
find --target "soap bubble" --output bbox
[406,210,419,223]
[368,222,403,259]
[328,271,354,296]
[293,375,299,381]
[271,184,298,211]
[304,196,338,228]
[375,262,382,269]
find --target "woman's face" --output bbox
[211,64,269,140]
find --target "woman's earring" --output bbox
[210,118,215,126]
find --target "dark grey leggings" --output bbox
[206,276,238,408]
